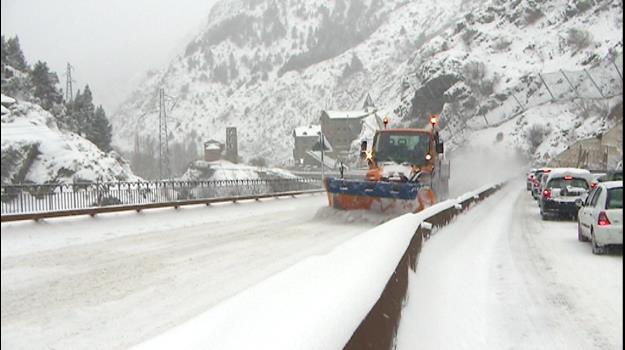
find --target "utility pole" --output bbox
[65,63,74,103]
[158,88,170,180]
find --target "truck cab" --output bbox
[363,127,449,199]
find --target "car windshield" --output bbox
[606,187,623,209]
[547,177,589,190]
[373,132,431,165]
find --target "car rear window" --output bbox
[547,177,589,190]
[606,187,623,209]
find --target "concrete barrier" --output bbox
[344,183,503,350]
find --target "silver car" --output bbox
[576,181,623,254]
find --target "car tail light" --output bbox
[591,182,597,189]
[543,188,551,199]
[598,211,611,226]
[564,175,573,180]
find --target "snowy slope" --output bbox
[110,0,475,163]
[111,0,622,166]
[1,94,140,184]
[180,159,299,180]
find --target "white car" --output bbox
[576,181,623,254]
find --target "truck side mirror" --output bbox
[360,141,368,159]
[436,140,444,154]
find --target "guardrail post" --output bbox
[538,73,556,101]
[584,69,605,98]
[511,93,526,112]
[19,188,24,213]
[560,69,580,98]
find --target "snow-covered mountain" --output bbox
[1,94,140,184]
[111,0,623,167]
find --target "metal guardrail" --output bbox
[1,178,322,217]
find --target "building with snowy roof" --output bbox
[320,109,376,157]
[204,139,224,162]
[292,125,321,166]
[319,93,378,159]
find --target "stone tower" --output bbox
[225,127,238,163]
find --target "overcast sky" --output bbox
[1,0,217,112]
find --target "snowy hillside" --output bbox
[1,94,140,184]
[180,159,298,181]
[111,0,623,166]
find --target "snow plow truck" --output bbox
[323,115,450,214]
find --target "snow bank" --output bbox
[132,186,498,350]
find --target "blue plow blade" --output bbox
[325,177,419,200]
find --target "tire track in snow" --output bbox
[507,188,621,350]
[396,181,622,349]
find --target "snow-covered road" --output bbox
[396,181,623,349]
[1,194,377,350]
[2,182,622,350]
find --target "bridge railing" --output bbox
[0,178,323,215]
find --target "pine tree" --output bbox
[4,36,29,71]
[68,88,83,134]
[1,35,6,66]
[79,84,95,135]
[66,88,82,131]
[67,85,95,136]
[30,61,63,110]
[212,63,229,84]
[90,105,112,152]
[228,53,238,80]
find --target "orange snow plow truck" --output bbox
[323,115,450,214]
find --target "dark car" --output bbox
[526,168,537,190]
[539,169,592,220]
[597,170,623,182]
[531,169,550,200]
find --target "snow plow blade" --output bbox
[323,177,434,214]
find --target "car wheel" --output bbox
[577,222,588,242]
[591,229,605,255]
[540,211,548,221]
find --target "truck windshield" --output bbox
[373,132,431,165]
